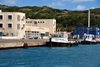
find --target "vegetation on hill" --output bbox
[0,4,100,31]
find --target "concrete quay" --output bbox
[0,39,48,50]
[1,38,98,50]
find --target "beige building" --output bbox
[0,11,26,39]
[0,10,56,39]
[25,19,56,39]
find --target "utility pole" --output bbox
[88,9,90,27]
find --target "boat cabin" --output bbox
[51,33,68,38]
[83,34,95,41]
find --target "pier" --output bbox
[0,39,48,50]
[0,38,99,50]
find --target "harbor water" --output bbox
[0,44,100,67]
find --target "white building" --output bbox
[0,11,26,39]
[0,10,56,39]
[25,19,56,39]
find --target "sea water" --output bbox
[0,44,100,67]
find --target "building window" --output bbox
[8,24,12,28]
[0,24,3,28]
[26,21,27,23]
[22,16,25,21]
[0,15,3,19]
[38,21,44,23]
[45,32,49,36]
[26,21,32,23]
[30,21,32,23]
[17,24,20,29]
[40,21,42,23]
[17,15,20,21]
[8,15,12,20]
[34,21,37,24]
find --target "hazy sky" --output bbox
[0,0,100,10]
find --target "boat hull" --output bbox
[46,41,78,47]
[81,41,97,44]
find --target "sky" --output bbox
[0,0,100,10]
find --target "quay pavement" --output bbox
[0,39,49,50]
[0,39,48,43]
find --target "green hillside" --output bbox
[0,4,100,31]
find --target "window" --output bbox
[23,24,25,27]
[0,24,3,28]
[21,24,25,29]
[40,21,42,23]
[8,24,12,28]
[17,24,20,29]
[38,21,44,23]
[0,15,3,19]
[17,15,20,21]
[26,21,28,23]
[30,21,32,23]
[26,21,32,23]
[45,32,49,36]
[22,16,25,21]
[34,21,37,24]
[8,15,12,20]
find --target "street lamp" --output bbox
[88,9,90,27]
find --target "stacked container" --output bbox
[73,27,100,39]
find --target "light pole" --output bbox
[88,9,90,27]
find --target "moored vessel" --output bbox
[81,34,97,44]
[47,33,78,47]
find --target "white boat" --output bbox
[47,33,78,47]
[81,34,97,44]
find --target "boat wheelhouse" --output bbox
[81,34,97,44]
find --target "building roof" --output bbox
[26,18,56,20]
[0,12,25,14]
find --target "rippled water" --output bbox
[0,44,100,67]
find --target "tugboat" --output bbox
[81,34,97,44]
[47,33,78,47]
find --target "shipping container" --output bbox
[76,27,86,31]
[76,27,99,31]
[72,31,77,35]
[98,28,100,32]
[79,35,83,39]
[73,27,100,39]
[89,27,98,31]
